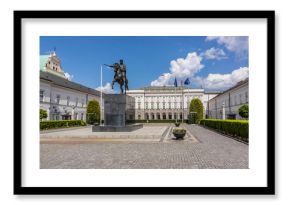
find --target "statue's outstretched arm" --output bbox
[104,64,114,68]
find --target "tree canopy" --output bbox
[189,98,204,122]
[239,104,249,119]
[86,100,101,124]
[40,108,48,121]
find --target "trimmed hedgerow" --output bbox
[40,120,86,130]
[199,119,249,142]
[126,119,188,124]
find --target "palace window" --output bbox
[163,102,165,109]
[234,96,237,105]
[81,99,85,107]
[67,96,70,106]
[40,90,44,102]
[145,102,148,109]
[245,91,248,102]
[75,97,78,107]
[239,94,242,104]
[56,94,60,104]
[151,102,154,109]
[138,102,141,109]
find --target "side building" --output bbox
[40,52,102,121]
[126,86,219,120]
[207,78,249,120]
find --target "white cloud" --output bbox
[150,52,204,86]
[95,82,115,94]
[206,36,248,56]
[195,67,249,90]
[201,47,227,60]
[64,72,74,81]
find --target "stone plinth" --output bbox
[104,94,126,126]
[92,94,139,132]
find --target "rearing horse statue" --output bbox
[104,60,129,94]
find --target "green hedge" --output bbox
[199,119,249,142]
[126,119,188,124]
[40,120,86,130]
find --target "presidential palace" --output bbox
[40,52,248,121]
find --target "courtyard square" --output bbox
[40,124,248,169]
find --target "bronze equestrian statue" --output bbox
[104,59,129,94]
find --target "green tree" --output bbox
[86,100,100,124]
[40,109,48,121]
[189,98,204,123]
[239,104,249,119]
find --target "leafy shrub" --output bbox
[200,119,249,142]
[40,120,86,130]
[175,122,180,127]
[239,104,249,119]
[189,98,204,123]
[40,109,47,121]
[86,100,100,124]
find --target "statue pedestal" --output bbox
[104,94,127,127]
[92,94,142,132]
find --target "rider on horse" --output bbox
[104,59,129,94]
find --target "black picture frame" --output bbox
[14,10,275,195]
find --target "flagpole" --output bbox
[100,65,103,125]
[175,86,177,123]
[182,82,184,124]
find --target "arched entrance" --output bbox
[145,113,149,120]
[157,113,161,120]
[162,113,166,120]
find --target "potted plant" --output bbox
[172,127,186,140]
[174,122,180,127]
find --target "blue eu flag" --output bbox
[174,77,178,87]
[184,78,190,85]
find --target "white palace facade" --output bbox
[207,78,249,120]
[40,52,101,121]
[126,87,219,120]
[39,52,247,122]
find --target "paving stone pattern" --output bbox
[41,126,167,139]
[40,125,248,169]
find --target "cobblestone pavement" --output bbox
[40,125,248,169]
[40,126,167,139]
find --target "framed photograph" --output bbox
[14,10,275,195]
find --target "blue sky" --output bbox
[40,36,249,92]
